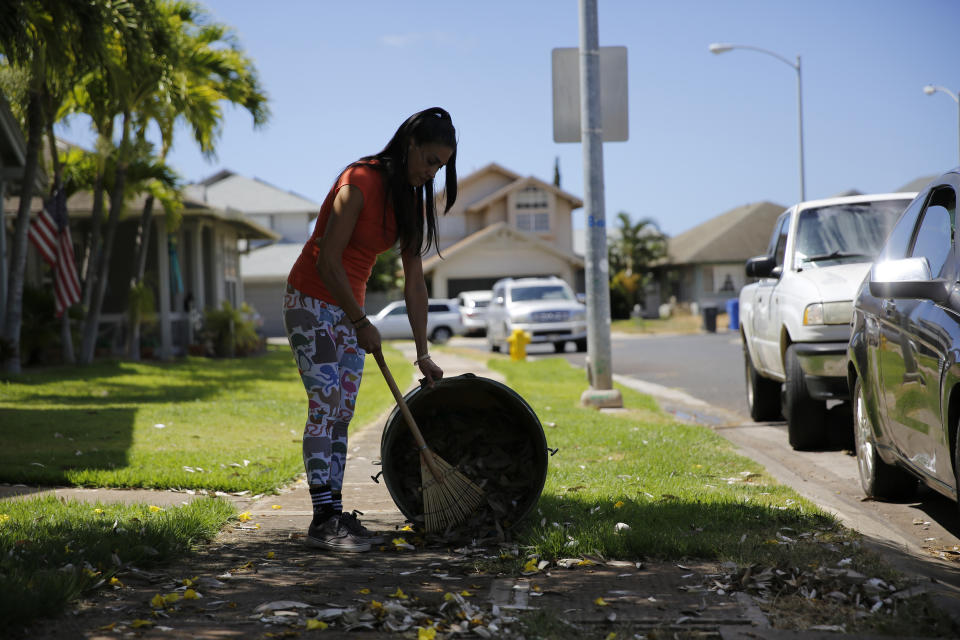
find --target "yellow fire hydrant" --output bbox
[507,328,531,361]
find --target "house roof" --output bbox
[463,174,583,214]
[668,201,785,265]
[61,191,280,241]
[185,170,321,214]
[422,221,584,274]
[456,162,521,190]
[241,243,303,282]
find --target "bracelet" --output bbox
[354,318,371,330]
[413,353,431,366]
[349,314,367,326]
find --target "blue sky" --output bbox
[60,0,960,237]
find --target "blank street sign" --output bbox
[552,46,629,143]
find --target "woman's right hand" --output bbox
[356,322,382,354]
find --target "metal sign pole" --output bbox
[578,0,622,408]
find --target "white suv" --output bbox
[371,299,464,344]
[486,277,587,353]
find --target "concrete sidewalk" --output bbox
[9,346,948,639]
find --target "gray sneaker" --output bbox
[339,510,386,545]
[306,515,371,552]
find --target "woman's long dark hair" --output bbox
[351,107,457,256]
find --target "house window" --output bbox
[516,186,548,209]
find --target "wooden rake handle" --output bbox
[372,350,444,481]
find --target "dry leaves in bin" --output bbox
[386,407,545,539]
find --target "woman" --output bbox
[283,107,457,553]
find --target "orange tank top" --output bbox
[287,163,397,307]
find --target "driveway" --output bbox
[449,332,960,589]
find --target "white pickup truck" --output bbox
[739,193,915,449]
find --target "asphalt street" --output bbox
[449,332,960,591]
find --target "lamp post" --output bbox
[923,84,960,166]
[709,42,806,201]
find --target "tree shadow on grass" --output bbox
[0,407,135,487]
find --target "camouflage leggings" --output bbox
[282,284,365,490]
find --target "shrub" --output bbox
[200,300,263,357]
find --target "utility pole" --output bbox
[578,0,622,409]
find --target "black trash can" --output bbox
[702,306,718,333]
[380,373,548,530]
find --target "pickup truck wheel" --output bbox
[553,341,566,353]
[744,347,781,421]
[784,344,828,450]
[429,326,452,344]
[853,379,916,499]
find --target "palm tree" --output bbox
[608,212,668,317]
[0,0,126,373]
[125,0,268,360]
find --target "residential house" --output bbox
[51,190,279,358]
[184,171,320,337]
[657,201,785,310]
[423,163,584,297]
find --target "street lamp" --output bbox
[922,84,960,165]
[710,42,806,201]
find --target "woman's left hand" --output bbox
[418,356,443,386]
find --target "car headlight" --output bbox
[803,301,853,325]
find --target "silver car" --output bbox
[486,277,587,353]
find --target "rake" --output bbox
[373,350,484,532]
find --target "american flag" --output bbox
[27,188,81,317]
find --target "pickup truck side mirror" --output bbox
[868,257,950,304]
[745,255,777,279]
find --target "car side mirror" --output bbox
[868,257,950,304]
[745,255,777,279]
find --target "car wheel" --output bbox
[553,341,566,353]
[429,326,452,344]
[784,344,827,450]
[853,378,916,499]
[744,346,781,422]
[574,338,587,352]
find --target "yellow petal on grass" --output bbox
[306,618,328,631]
[443,592,455,601]
[271,505,283,510]
[183,589,200,600]
[148,505,164,513]
[594,597,609,606]
[390,587,408,599]
[606,634,618,640]
[418,627,437,640]
[459,590,473,597]
[522,558,539,573]
[614,501,625,508]
[0,513,9,524]
[370,600,384,614]
[237,511,253,522]
[150,594,165,609]
[266,551,275,559]
[98,623,116,631]
[93,508,104,515]
[163,592,181,605]
[109,577,123,587]
[577,559,595,566]
[358,588,371,594]
[131,619,154,628]
[400,524,415,532]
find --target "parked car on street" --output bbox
[486,276,587,353]
[371,299,464,344]
[739,192,914,449]
[456,290,492,336]
[848,169,959,504]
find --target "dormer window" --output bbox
[516,186,548,209]
[515,186,550,232]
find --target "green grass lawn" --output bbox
[0,344,411,494]
[0,496,235,627]
[490,357,839,563]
